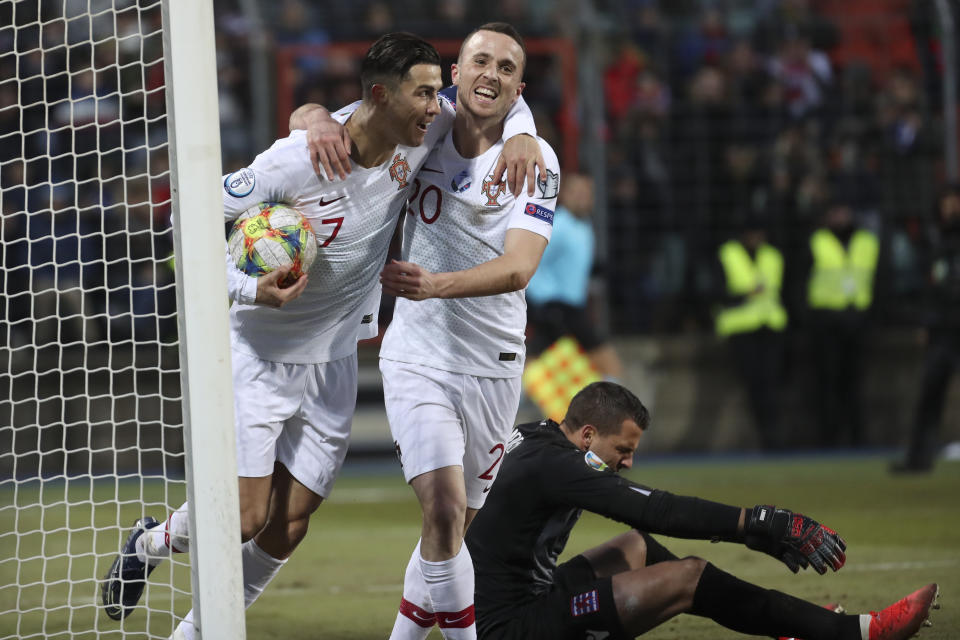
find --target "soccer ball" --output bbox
[228,202,317,283]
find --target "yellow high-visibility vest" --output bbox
[715,240,787,336]
[807,228,879,311]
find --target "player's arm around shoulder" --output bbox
[498,136,560,284]
[291,102,355,181]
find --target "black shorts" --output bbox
[477,555,628,640]
[526,302,606,357]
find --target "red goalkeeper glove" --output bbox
[744,505,846,574]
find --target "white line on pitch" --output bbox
[844,559,960,572]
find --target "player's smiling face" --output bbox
[452,30,525,121]
[588,419,644,472]
[384,63,443,147]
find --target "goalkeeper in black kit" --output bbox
[465,382,940,640]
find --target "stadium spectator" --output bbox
[766,30,833,121]
[673,6,731,81]
[802,197,879,447]
[465,380,939,640]
[526,172,624,380]
[711,215,787,449]
[892,184,960,473]
[604,43,647,126]
[876,68,938,283]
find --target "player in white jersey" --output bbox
[381,23,559,640]
[299,27,554,640]
[101,32,539,637]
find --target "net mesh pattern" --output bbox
[1,1,191,636]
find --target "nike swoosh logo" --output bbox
[319,195,346,206]
[420,167,442,173]
[482,486,491,493]
[443,613,470,624]
[411,611,432,621]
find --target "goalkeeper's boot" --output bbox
[101,516,161,620]
[865,583,940,640]
[778,603,845,640]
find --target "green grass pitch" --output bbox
[2,455,957,639]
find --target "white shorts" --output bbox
[380,359,521,509]
[232,349,357,498]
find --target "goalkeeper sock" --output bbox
[422,542,476,640]
[691,562,861,640]
[138,503,190,565]
[241,538,286,607]
[390,540,435,640]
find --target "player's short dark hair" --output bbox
[459,22,527,76]
[564,382,650,435]
[361,32,441,99]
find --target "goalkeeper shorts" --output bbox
[477,555,628,640]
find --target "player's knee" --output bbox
[677,556,708,585]
[283,515,310,549]
[239,505,268,542]
[422,497,467,537]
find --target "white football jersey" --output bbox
[379,132,561,377]
[222,106,452,364]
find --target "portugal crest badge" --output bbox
[389,153,411,190]
[481,174,505,206]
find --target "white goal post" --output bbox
[163,1,245,639]
[0,1,243,637]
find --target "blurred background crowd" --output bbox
[1,0,958,464]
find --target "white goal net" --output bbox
[0,1,241,638]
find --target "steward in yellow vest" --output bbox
[712,222,785,450]
[807,228,879,311]
[805,201,879,447]
[715,237,787,337]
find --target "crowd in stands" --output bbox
[211,0,948,336]
[1,0,950,345]
[1,0,176,347]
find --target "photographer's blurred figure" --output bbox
[525,172,624,379]
[892,183,960,473]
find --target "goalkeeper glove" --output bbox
[744,505,846,575]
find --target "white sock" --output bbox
[241,539,286,607]
[860,613,871,640]
[421,543,476,640]
[170,540,286,639]
[389,540,435,640]
[137,503,190,565]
